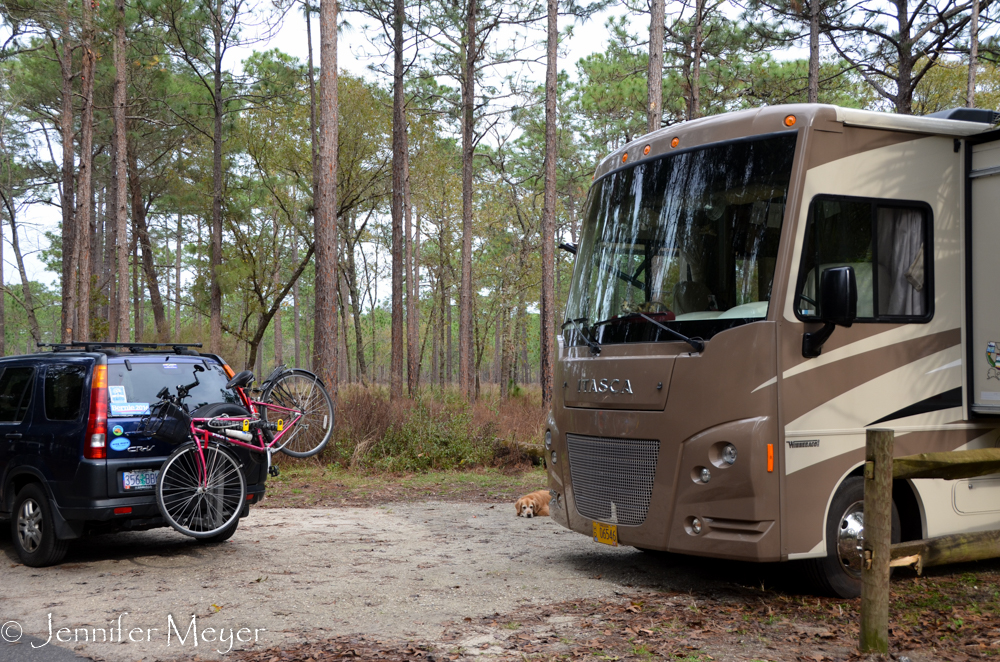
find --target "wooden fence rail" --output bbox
[860,431,1000,654]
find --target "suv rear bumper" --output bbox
[51,483,266,539]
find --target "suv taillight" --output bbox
[84,364,108,460]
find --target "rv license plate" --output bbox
[122,469,159,491]
[593,522,618,546]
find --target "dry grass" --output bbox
[317,384,547,472]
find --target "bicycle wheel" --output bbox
[261,369,334,458]
[156,442,246,539]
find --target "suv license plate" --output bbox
[122,470,159,491]
[593,522,618,546]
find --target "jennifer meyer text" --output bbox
[3,612,266,654]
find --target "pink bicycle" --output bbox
[143,365,333,539]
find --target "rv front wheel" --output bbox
[807,476,899,598]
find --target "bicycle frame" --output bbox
[182,385,305,485]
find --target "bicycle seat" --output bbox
[226,370,254,389]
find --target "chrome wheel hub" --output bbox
[16,498,43,553]
[837,500,865,578]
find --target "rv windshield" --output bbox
[564,132,797,348]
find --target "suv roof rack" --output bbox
[38,342,203,355]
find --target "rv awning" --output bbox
[835,107,994,137]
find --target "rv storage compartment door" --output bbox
[966,132,1000,414]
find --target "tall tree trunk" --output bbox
[105,171,117,340]
[292,237,301,367]
[3,205,41,344]
[76,0,95,342]
[304,0,319,368]
[338,256,352,383]
[438,274,445,388]
[314,0,339,393]
[93,186,104,298]
[431,275,439,388]
[305,0,319,187]
[540,0,557,405]
[59,0,77,343]
[128,144,168,339]
[132,234,142,340]
[175,212,182,340]
[459,0,477,400]
[389,0,407,399]
[690,0,704,120]
[809,0,820,102]
[895,0,912,114]
[405,169,418,396]
[446,283,453,384]
[274,237,283,366]
[209,0,224,353]
[647,0,664,133]
[113,0,130,342]
[968,0,979,107]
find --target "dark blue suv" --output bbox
[0,344,267,567]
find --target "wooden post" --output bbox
[860,428,893,654]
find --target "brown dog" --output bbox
[515,490,551,518]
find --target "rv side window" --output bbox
[796,196,931,322]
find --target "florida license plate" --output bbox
[593,521,618,546]
[122,469,159,491]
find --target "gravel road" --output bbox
[0,503,755,662]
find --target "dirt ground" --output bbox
[2,476,999,662]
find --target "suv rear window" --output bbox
[107,361,237,417]
[45,364,88,421]
[0,366,34,423]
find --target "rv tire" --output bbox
[807,476,900,598]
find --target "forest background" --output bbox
[1,0,998,470]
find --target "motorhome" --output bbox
[545,103,1000,598]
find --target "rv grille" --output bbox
[566,434,660,526]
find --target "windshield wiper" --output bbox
[561,317,601,355]
[592,312,705,353]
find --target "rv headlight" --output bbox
[545,430,552,450]
[722,443,738,466]
[691,517,702,534]
[700,467,711,483]
[551,451,557,464]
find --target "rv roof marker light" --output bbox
[784,115,797,127]
[643,145,651,156]
[670,137,680,148]
[622,153,628,163]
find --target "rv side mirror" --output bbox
[802,266,857,358]
[819,266,857,327]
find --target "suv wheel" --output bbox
[11,484,69,567]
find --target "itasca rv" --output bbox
[546,103,1000,597]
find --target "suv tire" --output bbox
[11,484,69,567]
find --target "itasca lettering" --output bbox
[577,378,633,394]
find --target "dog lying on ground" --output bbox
[515,490,551,518]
